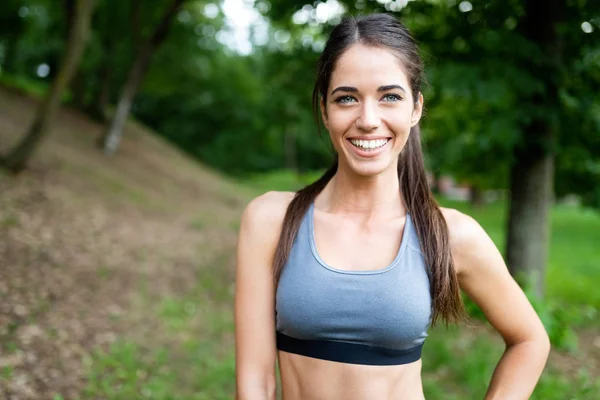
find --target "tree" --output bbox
[504,0,564,297]
[98,0,186,155]
[0,0,97,173]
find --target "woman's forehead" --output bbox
[329,43,411,92]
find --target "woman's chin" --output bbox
[344,158,395,177]
[336,142,399,177]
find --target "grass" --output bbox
[81,170,599,399]
[237,169,324,194]
[83,254,236,400]
[438,199,600,312]
[423,325,600,399]
[0,73,50,99]
[84,339,235,400]
[1,211,20,228]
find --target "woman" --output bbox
[235,13,550,400]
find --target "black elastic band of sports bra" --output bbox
[276,332,422,366]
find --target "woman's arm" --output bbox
[444,209,551,400]
[235,192,294,400]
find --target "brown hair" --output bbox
[273,14,464,326]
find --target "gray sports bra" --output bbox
[275,202,432,366]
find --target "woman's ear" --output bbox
[320,98,329,130]
[411,93,424,127]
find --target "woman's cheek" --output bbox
[327,112,355,138]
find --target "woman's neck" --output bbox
[318,161,405,217]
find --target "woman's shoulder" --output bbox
[240,191,296,239]
[243,191,296,221]
[439,207,480,238]
[439,207,491,274]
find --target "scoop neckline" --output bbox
[308,202,410,275]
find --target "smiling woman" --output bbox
[320,43,422,176]
[235,13,550,400]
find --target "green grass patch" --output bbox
[238,169,324,194]
[0,73,49,99]
[83,342,177,400]
[61,162,157,208]
[189,218,205,231]
[97,266,113,280]
[441,199,600,314]
[2,365,14,380]
[84,251,236,399]
[545,206,600,309]
[423,325,600,399]
[85,310,235,399]
[158,297,197,331]
[4,341,19,353]
[1,211,20,228]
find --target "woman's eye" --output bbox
[335,95,356,104]
[382,94,402,102]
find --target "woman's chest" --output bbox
[313,213,407,272]
[276,247,432,349]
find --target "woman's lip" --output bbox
[346,136,392,140]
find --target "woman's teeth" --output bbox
[349,139,389,150]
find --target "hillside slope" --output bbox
[0,87,247,399]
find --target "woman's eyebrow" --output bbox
[378,84,407,93]
[330,84,407,95]
[331,86,358,95]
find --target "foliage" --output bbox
[260,0,600,206]
[1,0,598,203]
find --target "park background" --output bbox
[0,0,598,398]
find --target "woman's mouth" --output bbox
[349,138,390,151]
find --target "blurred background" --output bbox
[0,0,598,399]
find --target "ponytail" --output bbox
[399,125,464,325]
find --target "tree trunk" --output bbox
[89,58,112,123]
[64,0,77,35]
[506,136,554,298]
[130,0,142,52]
[505,0,563,299]
[1,0,96,174]
[87,1,117,124]
[66,0,87,109]
[89,20,115,124]
[470,184,485,208]
[100,0,185,156]
[284,127,298,173]
[2,36,20,75]
[70,68,88,109]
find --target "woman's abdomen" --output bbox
[277,350,426,400]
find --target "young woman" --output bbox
[235,13,550,400]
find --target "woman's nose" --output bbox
[355,100,381,131]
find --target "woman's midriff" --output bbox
[277,350,426,400]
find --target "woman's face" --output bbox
[322,43,423,177]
